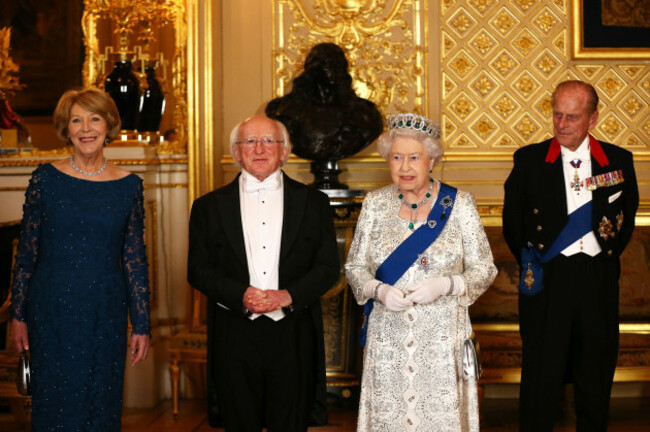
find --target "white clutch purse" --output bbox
[17,349,32,396]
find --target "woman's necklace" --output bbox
[69,155,107,177]
[398,178,434,230]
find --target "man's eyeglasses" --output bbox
[236,137,284,148]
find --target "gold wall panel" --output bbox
[441,0,649,152]
[272,0,428,116]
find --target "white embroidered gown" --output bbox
[345,183,497,432]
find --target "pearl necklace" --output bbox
[69,155,107,177]
[398,178,434,230]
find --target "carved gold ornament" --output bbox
[472,74,495,97]
[600,114,625,139]
[471,115,497,139]
[272,0,428,115]
[535,53,559,76]
[471,31,496,56]
[621,93,643,118]
[598,72,625,99]
[512,30,538,55]
[514,115,540,141]
[533,9,559,34]
[494,95,518,119]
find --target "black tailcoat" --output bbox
[187,172,340,427]
[503,136,639,429]
[503,136,638,266]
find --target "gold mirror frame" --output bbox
[81,0,188,155]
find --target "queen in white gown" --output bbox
[345,113,497,432]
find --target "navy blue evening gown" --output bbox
[11,163,150,431]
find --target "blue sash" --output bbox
[519,201,593,296]
[359,183,458,346]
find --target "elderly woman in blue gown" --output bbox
[11,88,150,431]
[345,113,497,432]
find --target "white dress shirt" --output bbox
[560,136,602,257]
[239,169,285,320]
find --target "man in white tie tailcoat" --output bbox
[503,80,639,431]
[188,116,340,431]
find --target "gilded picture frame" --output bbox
[571,0,650,59]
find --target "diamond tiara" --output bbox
[388,113,441,138]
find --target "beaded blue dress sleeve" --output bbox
[11,166,43,322]
[122,178,151,335]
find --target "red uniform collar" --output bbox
[545,134,609,167]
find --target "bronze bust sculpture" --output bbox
[266,43,383,189]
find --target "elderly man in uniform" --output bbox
[188,115,340,431]
[503,80,639,431]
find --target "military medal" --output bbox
[585,169,624,191]
[570,159,583,192]
[616,211,624,232]
[598,216,614,240]
[524,263,535,289]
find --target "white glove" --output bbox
[405,276,449,305]
[405,275,466,305]
[362,279,383,300]
[378,284,413,312]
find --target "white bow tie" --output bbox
[244,173,281,193]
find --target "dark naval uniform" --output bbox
[503,135,639,431]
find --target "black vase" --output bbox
[137,62,165,132]
[104,59,140,131]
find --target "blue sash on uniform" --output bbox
[519,200,593,296]
[359,183,458,346]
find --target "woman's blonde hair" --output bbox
[53,88,121,143]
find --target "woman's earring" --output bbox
[67,139,72,146]
[104,137,110,146]
[429,168,433,173]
